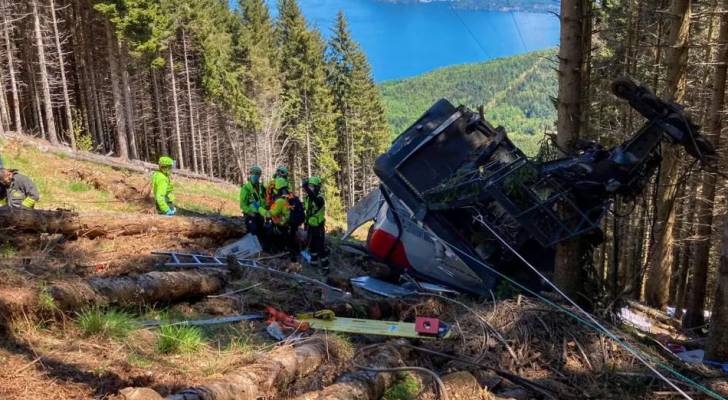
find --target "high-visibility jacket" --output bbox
[152,170,175,213]
[260,196,290,226]
[240,180,265,215]
[304,193,325,227]
[265,176,289,206]
[0,172,39,209]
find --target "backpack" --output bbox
[287,194,305,228]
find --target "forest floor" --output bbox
[1,136,727,400]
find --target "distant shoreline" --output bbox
[375,0,560,14]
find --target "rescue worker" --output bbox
[265,166,289,207]
[152,156,176,215]
[0,168,39,209]
[260,177,299,264]
[240,165,266,240]
[303,176,329,271]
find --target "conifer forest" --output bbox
[2,0,728,398]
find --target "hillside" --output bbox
[0,136,239,216]
[379,49,557,155]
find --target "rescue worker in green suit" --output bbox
[260,177,299,263]
[152,156,176,215]
[240,165,266,244]
[302,176,329,271]
[265,166,289,207]
[0,168,39,209]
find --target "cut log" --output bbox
[165,337,330,400]
[292,345,404,400]
[439,371,488,400]
[0,208,246,239]
[49,269,228,310]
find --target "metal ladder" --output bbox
[152,251,231,268]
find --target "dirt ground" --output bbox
[2,222,727,400]
[1,138,727,399]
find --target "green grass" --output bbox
[156,324,205,354]
[0,242,17,258]
[76,307,138,339]
[37,284,57,311]
[383,373,420,400]
[68,181,92,192]
[127,353,154,368]
[1,140,240,214]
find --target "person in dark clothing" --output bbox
[302,176,329,271]
[0,168,40,209]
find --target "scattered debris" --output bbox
[298,314,452,339]
[139,314,264,327]
[351,276,416,298]
[214,233,262,258]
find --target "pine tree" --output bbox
[326,11,389,210]
[277,0,338,196]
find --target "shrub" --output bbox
[156,324,204,354]
[76,307,137,339]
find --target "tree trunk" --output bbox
[119,44,138,159]
[151,66,168,155]
[2,3,21,132]
[49,269,228,310]
[169,47,184,169]
[683,1,728,329]
[643,0,691,309]
[166,338,331,400]
[49,0,75,149]
[181,30,198,173]
[105,22,129,159]
[292,345,404,400]
[0,208,246,239]
[706,201,728,359]
[554,0,591,301]
[32,0,58,144]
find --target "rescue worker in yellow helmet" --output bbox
[302,176,329,271]
[152,156,176,215]
[240,165,266,242]
[0,168,39,209]
[260,177,300,263]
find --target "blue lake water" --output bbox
[234,0,560,81]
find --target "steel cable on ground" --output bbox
[426,213,725,399]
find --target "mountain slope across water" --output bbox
[379,48,557,155]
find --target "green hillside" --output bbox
[379,49,557,155]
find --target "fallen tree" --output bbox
[163,337,331,400]
[0,208,246,239]
[48,269,228,310]
[292,344,404,400]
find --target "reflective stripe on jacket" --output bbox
[152,171,175,213]
[0,172,39,209]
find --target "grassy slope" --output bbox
[379,48,557,155]
[0,137,239,215]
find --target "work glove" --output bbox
[165,208,176,216]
